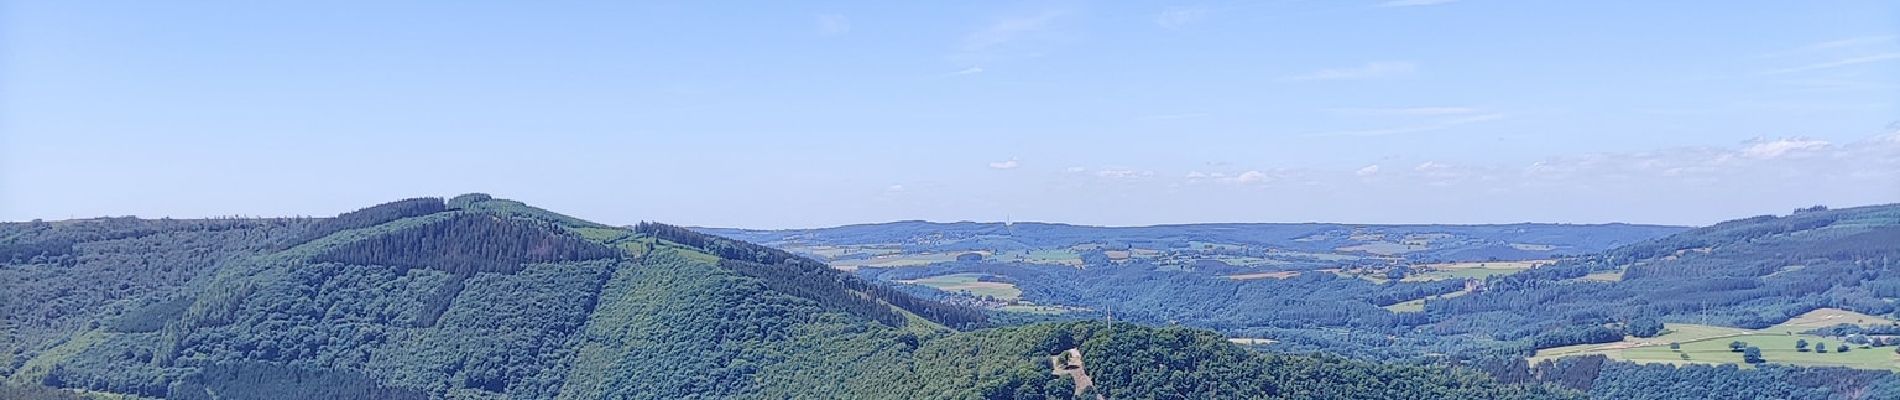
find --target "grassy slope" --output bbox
[7,331,112,386]
[901,274,1023,301]
[1532,309,1900,371]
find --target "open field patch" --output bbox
[1224,271,1301,280]
[997,304,1088,314]
[900,273,1022,301]
[1007,249,1083,266]
[1383,289,1472,312]
[1575,270,1624,282]
[1188,241,1248,250]
[1767,308,1900,333]
[1532,317,1900,371]
[1208,256,1290,266]
[1405,260,1553,281]
[795,245,906,259]
[1337,242,1422,255]
[831,252,964,269]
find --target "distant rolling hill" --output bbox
[0,194,1578,400]
[709,205,1900,400]
[700,221,1687,263]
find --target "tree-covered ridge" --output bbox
[1432,204,1900,336]
[1,216,310,380]
[894,321,1581,400]
[287,197,448,248]
[636,221,822,266]
[312,212,620,275]
[0,216,294,263]
[168,362,430,400]
[1495,354,1900,400]
[448,193,610,230]
[0,194,1590,399]
[848,204,1900,364]
[639,221,989,329]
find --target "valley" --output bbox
[0,195,1587,400]
[720,203,1900,399]
[4,196,1900,399]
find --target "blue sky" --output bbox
[3,1,1897,228]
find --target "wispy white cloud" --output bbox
[988,159,1021,169]
[1773,78,1900,92]
[1155,6,1209,29]
[1182,169,1295,185]
[1311,113,1506,137]
[1137,113,1211,121]
[1805,35,1896,50]
[991,133,1898,225]
[1324,107,1480,117]
[955,10,1065,64]
[816,14,851,36]
[948,66,986,76]
[1282,61,1417,82]
[1760,52,1900,75]
[1066,166,1088,173]
[1739,138,1830,159]
[1230,170,1269,184]
[1095,169,1154,179]
[1760,35,1896,58]
[1378,0,1458,8]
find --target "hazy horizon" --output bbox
[5,1,1897,228]
[2,190,1882,230]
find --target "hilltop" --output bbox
[0,194,1576,399]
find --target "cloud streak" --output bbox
[954,10,1064,64]
[1155,6,1208,29]
[1739,138,1830,159]
[1378,0,1458,8]
[1095,169,1154,179]
[1324,107,1481,117]
[1760,52,1900,75]
[1311,113,1506,137]
[1760,35,1896,58]
[1282,61,1417,82]
[816,14,850,36]
[1043,133,1898,225]
[1137,113,1212,121]
[948,66,986,76]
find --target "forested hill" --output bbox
[1430,203,1900,334]
[0,194,1576,399]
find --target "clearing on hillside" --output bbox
[1383,288,1473,313]
[1406,260,1554,281]
[830,252,965,270]
[1574,269,1625,282]
[1223,271,1301,280]
[1768,308,1899,333]
[1531,309,1900,371]
[899,273,1022,301]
